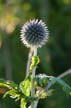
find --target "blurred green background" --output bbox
[0,0,71,108]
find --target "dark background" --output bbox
[0,0,71,108]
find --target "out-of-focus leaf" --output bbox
[50,77,71,94]
[35,74,49,87]
[0,79,11,89]
[0,79,18,90]
[0,79,20,100]
[6,81,18,90]
[19,79,31,96]
[40,89,53,99]
[23,3,31,12]
[63,0,71,4]
[20,98,26,108]
[30,56,40,71]
[3,89,20,99]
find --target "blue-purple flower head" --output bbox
[21,19,49,48]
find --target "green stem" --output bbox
[38,69,71,97]
[26,48,33,78]
[31,47,37,108]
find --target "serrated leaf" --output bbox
[3,89,20,99]
[6,81,18,90]
[21,98,26,108]
[0,79,18,90]
[0,79,10,89]
[19,79,31,96]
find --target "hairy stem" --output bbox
[31,47,37,108]
[36,68,71,104]
[38,68,71,97]
[26,48,33,78]
[58,69,71,79]
[45,69,71,91]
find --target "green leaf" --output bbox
[30,56,40,71]
[19,79,31,96]
[20,98,26,108]
[35,75,49,87]
[50,77,71,94]
[6,81,18,90]
[56,78,71,94]
[40,92,47,99]
[0,79,18,90]
[3,89,20,99]
[0,79,11,89]
[32,56,40,65]
[37,88,53,99]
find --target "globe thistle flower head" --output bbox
[21,19,49,48]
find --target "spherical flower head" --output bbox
[21,19,49,48]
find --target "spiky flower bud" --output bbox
[21,19,49,48]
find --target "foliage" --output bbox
[0,0,71,108]
[0,57,71,108]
